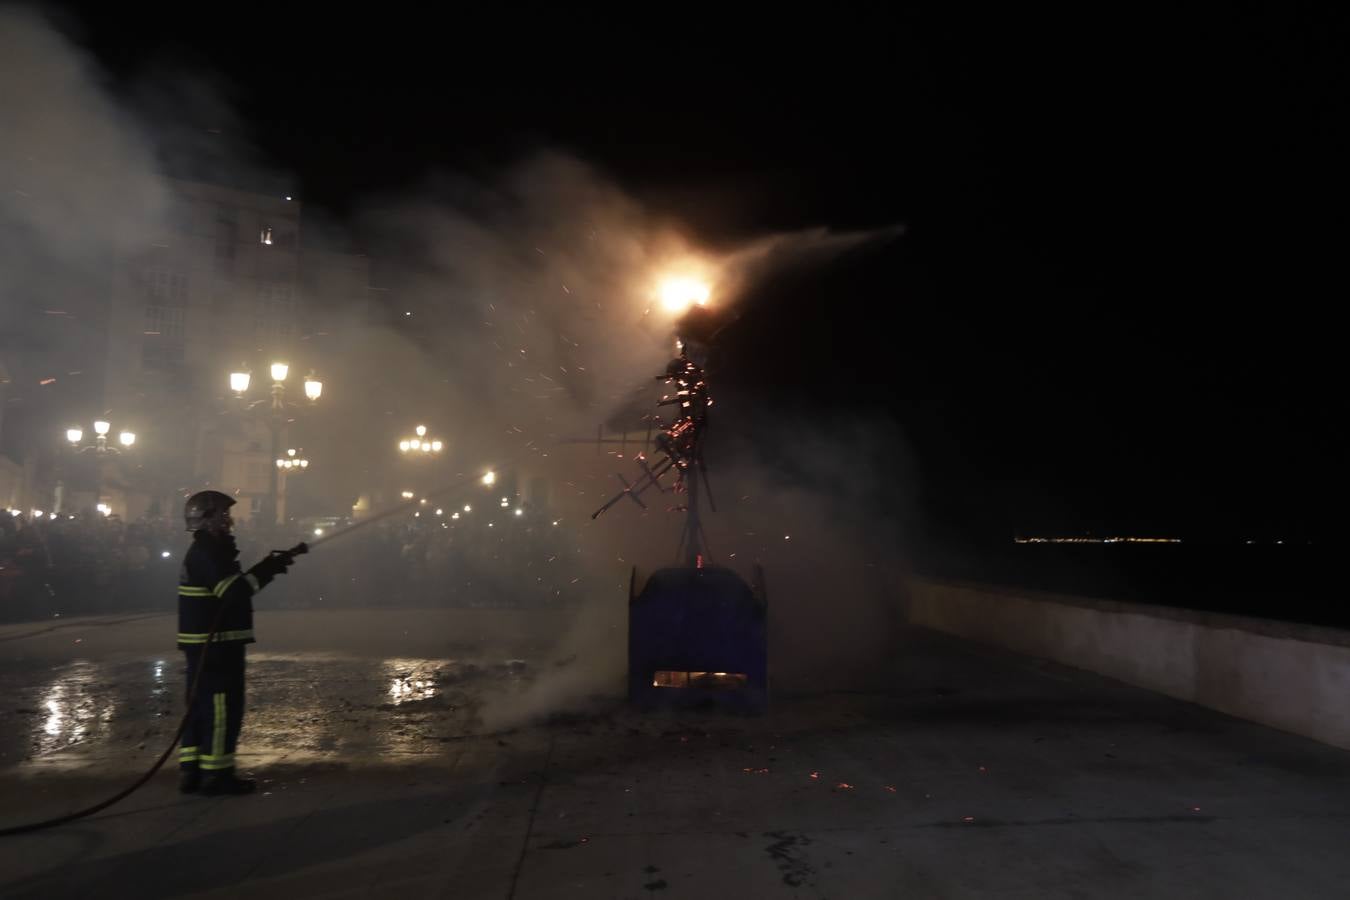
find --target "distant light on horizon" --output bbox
[1014,536,1183,544]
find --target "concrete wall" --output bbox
[905,577,1350,751]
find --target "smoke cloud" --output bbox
[1,9,914,730]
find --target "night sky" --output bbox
[51,5,1343,546]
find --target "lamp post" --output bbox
[397,423,444,456]
[274,448,310,523]
[230,364,323,526]
[64,419,138,515]
[395,423,444,507]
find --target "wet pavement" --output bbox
[2,610,1350,898]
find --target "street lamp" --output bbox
[481,470,496,486]
[397,423,444,454]
[66,420,136,456]
[276,447,310,470]
[228,362,324,526]
[64,418,138,516]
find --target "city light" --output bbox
[230,371,251,394]
[161,550,171,558]
[463,504,471,512]
[314,528,324,536]
[1014,536,1183,544]
[304,376,323,401]
[515,508,523,516]
[401,491,415,499]
[398,423,442,454]
[270,362,289,383]
[451,512,460,520]
[435,508,443,516]
[67,419,138,453]
[96,503,110,516]
[481,471,496,486]
[31,510,42,518]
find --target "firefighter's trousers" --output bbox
[179,643,246,774]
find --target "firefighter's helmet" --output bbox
[184,490,236,532]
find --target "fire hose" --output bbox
[0,470,510,837]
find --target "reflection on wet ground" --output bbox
[0,653,540,772]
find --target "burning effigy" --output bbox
[593,309,768,712]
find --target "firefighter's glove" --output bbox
[247,552,293,589]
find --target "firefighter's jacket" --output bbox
[177,532,257,650]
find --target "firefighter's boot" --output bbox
[201,770,257,796]
[179,767,202,794]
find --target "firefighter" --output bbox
[177,490,295,795]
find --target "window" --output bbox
[215,207,237,274]
[144,305,185,338]
[247,461,270,491]
[142,336,184,370]
[254,282,296,341]
[142,268,187,370]
[144,268,187,306]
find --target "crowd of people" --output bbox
[0,511,182,622]
[0,504,591,624]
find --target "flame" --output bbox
[658,276,711,314]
